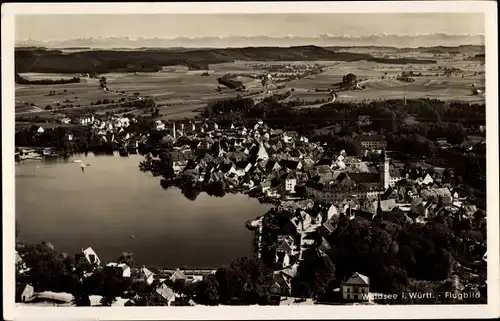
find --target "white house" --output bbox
[60,117,72,124]
[154,120,165,131]
[326,204,339,220]
[79,116,94,126]
[257,143,269,161]
[141,266,155,285]
[155,284,175,306]
[284,172,297,193]
[298,211,312,231]
[311,212,323,226]
[36,126,45,134]
[244,163,253,173]
[170,268,187,282]
[107,262,131,278]
[371,199,397,215]
[78,247,101,266]
[282,132,295,144]
[19,284,35,302]
[417,173,434,185]
[118,117,130,128]
[15,251,29,274]
[341,272,370,301]
[261,181,271,193]
[276,252,291,269]
[275,236,296,269]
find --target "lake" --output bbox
[15,153,272,268]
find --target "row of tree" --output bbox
[15,73,81,85]
[202,97,484,138]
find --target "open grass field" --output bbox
[16,75,128,111]
[15,53,485,120]
[285,58,485,104]
[15,70,245,118]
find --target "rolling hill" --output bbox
[15,45,437,74]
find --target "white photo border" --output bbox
[2,1,499,320]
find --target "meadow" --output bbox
[15,53,485,121]
[285,58,485,104]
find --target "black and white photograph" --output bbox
[2,2,499,320]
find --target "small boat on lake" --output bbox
[19,149,44,160]
[42,148,60,159]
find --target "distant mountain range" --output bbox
[16,33,485,49]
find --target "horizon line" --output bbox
[16,32,486,43]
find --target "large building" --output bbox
[359,135,387,150]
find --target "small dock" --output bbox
[160,268,218,276]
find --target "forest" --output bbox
[15,45,436,73]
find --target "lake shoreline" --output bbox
[16,154,272,267]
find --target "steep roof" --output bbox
[319,237,332,251]
[344,272,370,286]
[277,239,294,253]
[156,284,175,301]
[256,143,269,160]
[82,247,99,263]
[274,272,292,290]
[372,199,397,213]
[284,171,297,180]
[141,266,154,279]
[15,251,23,265]
[279,159,300,170]
[327,205,339,219]
[411,197,424,207]
[434,187,452,198]
[323,220,336,234]
[107,262,130,270]
[359,135,385,142]
[171,268,187,281]
[347,172,380,184]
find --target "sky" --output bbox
[15,13,484,41]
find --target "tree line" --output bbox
[15,73,81,85]
[16,238,280,306]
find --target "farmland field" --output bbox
[285,59,485,104]
[16,76,126,111]
[15,70,246,119]
[15,54,485,120]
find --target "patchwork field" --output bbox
[15,70,245,119]
[285,59,485,104]
[16,75,128,111]
[15,53,486,121]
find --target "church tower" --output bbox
[380,149,390,190]
[173,122,176,140]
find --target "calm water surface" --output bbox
[15,153,271,267]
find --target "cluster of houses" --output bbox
[140,119,485,303]
[149,119,412,205]
[60,113,143,149]
[16,117,486,305]
[149,120,400,198]
[15,245,203,306]
[147,118,485,238]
